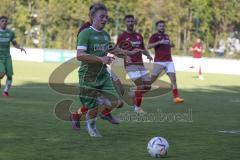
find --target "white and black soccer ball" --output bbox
[147,136,169,158]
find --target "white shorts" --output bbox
[193,58,202,67]
[152,61,175,76]
[125,65,150,81]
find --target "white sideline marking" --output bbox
[230,99,240,103]
[218,130,240,135]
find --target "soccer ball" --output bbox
[147,136,169,158]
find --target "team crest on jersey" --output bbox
[104,35,109,41]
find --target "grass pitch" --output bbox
[0,61,239,160]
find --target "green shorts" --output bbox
[79,72,120,109]
[0,57,13,78]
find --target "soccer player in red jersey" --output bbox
[148,20,184,104]
[190,38,204,80]
[117,15,153,113]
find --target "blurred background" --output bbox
[1,0,240,58]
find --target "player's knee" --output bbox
[0,73,5,79]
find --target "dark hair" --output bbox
[89,3,107,19]
[124,14,134,20]
[155,20,165,26]
[0,16,8,20]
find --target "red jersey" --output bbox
[117,31,145,66]
[148,33,172,62]
[192,43,203,58]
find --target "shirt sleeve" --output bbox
[148,34,157,44]
[76,30,89,51]
[11,31,16,42]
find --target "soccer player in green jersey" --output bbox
[0,16,26,96]
[76,3,143,137]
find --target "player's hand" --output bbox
[128,48,144,55]
[126,56,132,63]
[20,48,27,54]
[158,39,165,44]
[99,56,115,65]
[147,55,153,62]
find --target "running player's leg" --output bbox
[0,60,6,89]
[165,62,184,104]
[80,87,102,137]
[111,71,124,96]
[126,65,150,113]
[151,63,165,84]
[99,78,123,124]
[132,66,151,113]
[3,57,13,96]
[197,58,204,80]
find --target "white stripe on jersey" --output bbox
[77,46,87,50]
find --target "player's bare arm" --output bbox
[109,46,143,57]
[142,50,153,61]
[77,49,114,65]
[147,40,162,49]
[12,41,27,54]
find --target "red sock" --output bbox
[80,106,88,114]
[102,108,112,116]
[172,88,179,98]
[199,67,202,75]
[72,112,80,120]
[134,90,143,107]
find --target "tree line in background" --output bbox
[1,0,240,58]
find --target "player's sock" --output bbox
[100,108,120,124]
[172,88,184,104]
[70,112,81,130]
[78,106,88,114]
[4,79,12,93]
[134,90,143,107]
[86,114,101,137]
[172,88,179,98]
[102,108,112,116]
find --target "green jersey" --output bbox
[77,26,111,83]
[0,29,15,59]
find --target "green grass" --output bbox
[0,61,240,160]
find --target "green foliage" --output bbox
[0,0,240,57]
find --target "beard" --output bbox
[158,29,165,34]
[127,25,134,31]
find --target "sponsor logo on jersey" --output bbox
[93,36,99,40]
[94,43,108,52]
[104,35,109,41]
[131,41,141,47]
